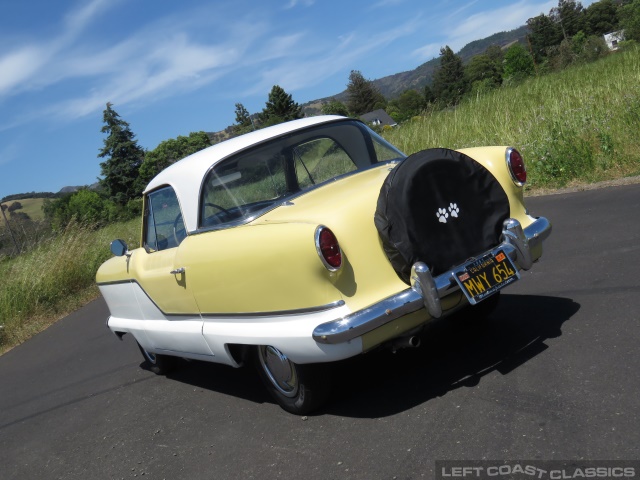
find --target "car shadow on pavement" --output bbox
[161,294,579,416]
[324,293,580,418]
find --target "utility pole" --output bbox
[1,205,21,255]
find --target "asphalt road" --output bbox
[1,184,639,480]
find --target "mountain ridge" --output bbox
[301,25,529,115]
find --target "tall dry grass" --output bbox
[0,218,140,351]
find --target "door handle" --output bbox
[170,267,185,275]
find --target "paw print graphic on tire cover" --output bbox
[436,208,449,223]
[448,203,459,218]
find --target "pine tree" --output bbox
[98,103,145,204]
[234,103,253,134]
[346,70,386,116]
[431,46,468,107]
[258,85,303,127]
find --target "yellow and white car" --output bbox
[97,115,551,414]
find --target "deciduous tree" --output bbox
[585,0,620,36]
[503,43,536,82]
[464,53,503,92]
[138,131,212,185]
[620,0,640,42]
[321,99,349,116]
[527,13,564,62]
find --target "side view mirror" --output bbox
[110,239,131,257]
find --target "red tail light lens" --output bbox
[315,226,342,271]
[506,147,526,186]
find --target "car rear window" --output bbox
[199,120,405,230]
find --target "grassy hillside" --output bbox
[383,47,640,189]
[1,198,46,221]
[18,198,45,220]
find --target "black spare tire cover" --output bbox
[374,148,510,284]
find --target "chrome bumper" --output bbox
[313,217,552,344]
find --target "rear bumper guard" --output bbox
[313,217,551,345]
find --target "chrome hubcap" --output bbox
[258,346,298,397]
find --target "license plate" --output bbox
[454,250,520,305]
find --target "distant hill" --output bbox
[0,197,46,222]
[301,25,529,115]
[1,191,59,203]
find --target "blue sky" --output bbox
[0,0,594,198]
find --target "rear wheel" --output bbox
[255,345,331,415]
[137,342,177,375]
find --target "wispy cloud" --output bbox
[0,0,120,98]
[245,17,420,95]
[370,0,406,9]
[284,0,315,9]
[2,0,421,126]
[0,141,20,167]
[413,0,556,60]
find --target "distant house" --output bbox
[360,109,397,128]
[604,31,624,51]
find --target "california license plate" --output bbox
[454,250,520,305]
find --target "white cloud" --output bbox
[0,47,48,95]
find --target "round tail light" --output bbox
[506,147,526,186]
[315,226,342,271]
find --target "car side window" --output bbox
[200,150,288,229]
[144,186,185,252]
[293,137,357,189]
[368,129,405,162]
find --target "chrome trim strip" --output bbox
[201,300,346,319]
[313,216,551,344]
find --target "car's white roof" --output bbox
[145,115,347,232]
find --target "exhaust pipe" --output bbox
[391,335,421,353]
